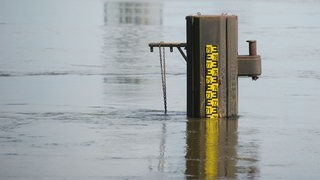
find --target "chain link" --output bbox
[159,45,167,114]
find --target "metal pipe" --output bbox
[246,40,257,56]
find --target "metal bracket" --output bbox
[238,55,261,80]
[149,42,187,62]
[238,40,262,80]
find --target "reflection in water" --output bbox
[104,1,163,25]
[185,118,259,179]
[158,122,166,172]
[102,1,164,99]
[103,76,144,84]
[102,0,163,75]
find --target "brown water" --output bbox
[1,0,320,179]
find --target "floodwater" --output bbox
[1,0,320,179]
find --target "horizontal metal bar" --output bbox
[148,42,187,48]
[148,42,187,62]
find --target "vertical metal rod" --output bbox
[246,40,257,56]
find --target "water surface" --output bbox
[1,0,320,179]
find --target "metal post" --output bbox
[186,15,238,118]
[148,14,261,118]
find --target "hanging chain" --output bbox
[159,45,167,114]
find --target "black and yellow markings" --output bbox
[205,44,219,118]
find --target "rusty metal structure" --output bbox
[149,15,261,118]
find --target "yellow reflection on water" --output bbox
[185,118,238,179]
[205,118,218,179]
